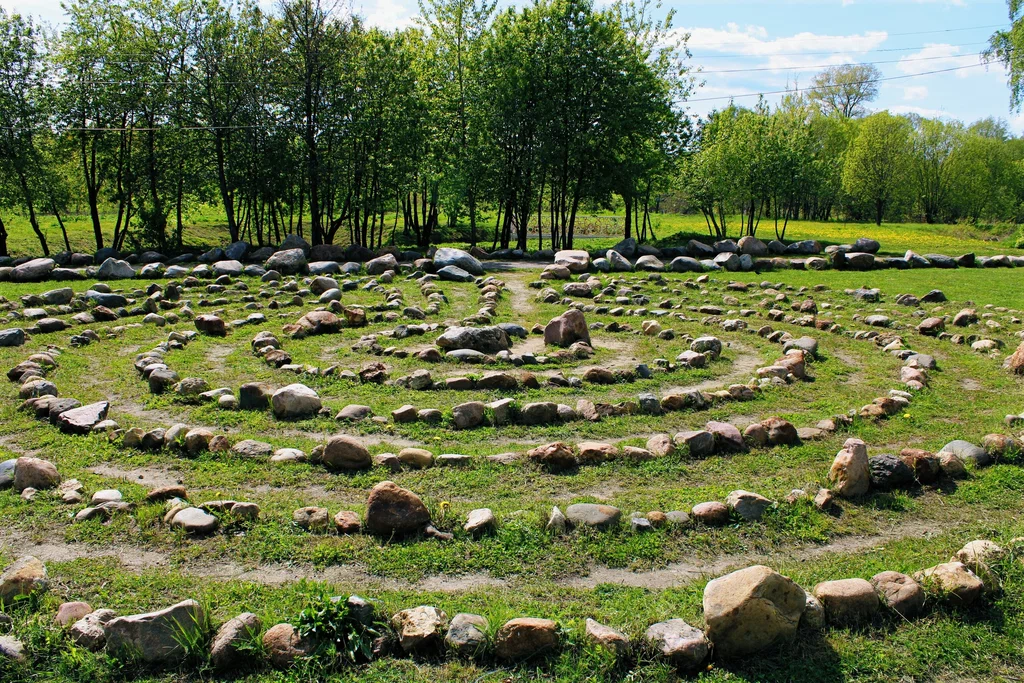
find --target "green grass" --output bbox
[2,260,1024,681]
[2,205,1020,259]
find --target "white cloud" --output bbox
[676,25,891,75]
[357,0,417,29]
[887,104,954,119]
[903,85,928,101]
[898,43,981,78]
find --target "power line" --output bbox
[686,62,989,104]
[692,41,989,59]
[683,22,1005,51]
[698,51,983,75]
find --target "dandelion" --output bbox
[903,413,911,419]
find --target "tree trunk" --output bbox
[0,214,8,256]
[17,170,48,256]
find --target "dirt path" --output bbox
[0,520,946,592]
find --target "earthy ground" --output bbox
[1,253,1024,682]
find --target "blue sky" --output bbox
[3,0,1018,131]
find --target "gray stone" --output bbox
[105,600,205,664]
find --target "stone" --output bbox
[238,382,273,410]
[55,601,93,627]
[691,501,729,525]
[13,457,59,491]
[528,442,576,469]
[11,257,55,282]
[0,328,25,347]
[0,635,25,663]
[271,383,321,419]
[210,612,262,670]
[938,440,990,467]
[702,565,806,657]
[322,435,372,470]
[292,506,330,530]
[546,506,567,533]
[675,430,715,458]
[495,617,559,660]
[365,481,430,536]
[0,556,48,602]
[263,623,313,668]
[105,600,205,664]
[436,325,510,353]
[265,248,307,275]
[333,510,361,534]
[725,490,773,521]
[706,421,744,453]
[828,438,870,498]
[464,508,495,535]
[644,619,709,672]
[393,606,448,652]
[434,247,483,275]
[576,441,616,463]
[194,314,227,336]
[565,503,621,530]
[231,439,274,457]
[914,562,984,606]
[446,613,489,656]
[55,401,109,435]
[543,309,590,347]
[584,618,629,655]
[170,507,219,534]
[452,401,486,429]
[869,454,915,490]
[554,249,591,272]
[812,579,879,625]
[398,447,434,469]
[337,404,373,422]
[70,609,116,650]
[870,571,925,618]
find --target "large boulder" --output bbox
[364,481,431,536]
[812,578,879,625]
[914,561,984,606]
[436,326,511,354]
[13,456,59,491]
[0,556,48,602]
[644,619,709,673]
[870,571,925,618]
[271,384,321,419]
[56,401,109,435]
[828,438,870,498]
[105,600,205,664]
[263,623,313,669]
[365,253,398,275]
[434,247,483,275]
[265,248,308,275]
[554,249,590,273]
[702,565,806,657]
[322,435,371,470]
[495,617,559,661]
[12,258,55,282]
[0,328,25,347]
[392,606,448,652]
[565,503,620,530]
[97,257,135,279]
[543,309,590,347]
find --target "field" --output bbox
[1,226,1024,682]
[2,207,1020,259]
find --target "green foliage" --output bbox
[295,592,381,664]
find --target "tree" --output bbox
[808,64,881,118]
[0,9,51,255]
[842,112,913,225]
[988,2,1024,110]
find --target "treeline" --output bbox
[679,100,1024,240]
[0,0,689,256]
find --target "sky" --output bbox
[2,0,1019,131]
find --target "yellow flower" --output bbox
[903,413,911,419]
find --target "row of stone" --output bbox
[0,534,1008,670]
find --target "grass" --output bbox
[2,256,1024,681]
[2,205,1020,259]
